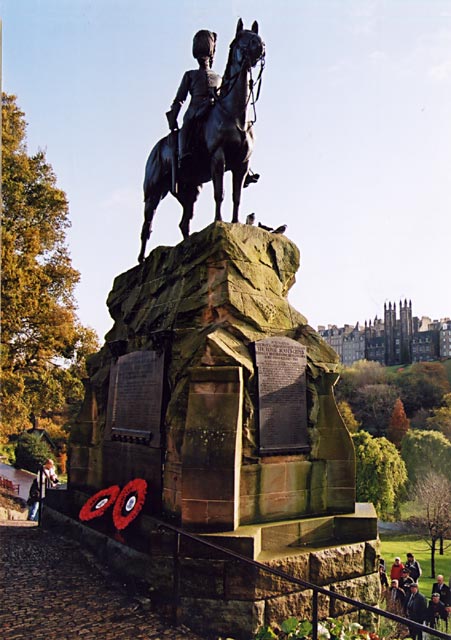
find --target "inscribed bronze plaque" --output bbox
[255,337,309,453]
[105,350,164,446]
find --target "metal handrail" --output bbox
[149,516,450,640]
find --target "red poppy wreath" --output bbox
[79,485,121,521]
[112,478,147,530]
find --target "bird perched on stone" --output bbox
[272,224,287,234]
[258,222,274,232]
[246,213,255,225]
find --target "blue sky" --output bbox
[2,0,451,340]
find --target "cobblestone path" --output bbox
[0,521,206,640]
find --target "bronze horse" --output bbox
[138,20,265,263]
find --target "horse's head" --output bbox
[232,19,265,70]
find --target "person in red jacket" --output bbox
[390,557,405,581]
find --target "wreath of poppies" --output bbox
[79,479,148,531]
[112,478,148,530]
[79,485,121,521]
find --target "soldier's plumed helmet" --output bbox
[192,30,217,61]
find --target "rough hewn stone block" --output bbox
[330,573,381,615]
[310,543,366,585]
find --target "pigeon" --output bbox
[258,222,274,232]
[272,225,287,234]
[246,212,256,225]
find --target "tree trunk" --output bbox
[439,535,444,555]
[430,537,436,578]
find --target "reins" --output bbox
[216,39,265,131]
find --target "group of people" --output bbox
[379,554,450,638]
[27,458,59,521]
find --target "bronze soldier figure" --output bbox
[166,30,221,166]
[139,20,265,263]
[166,29,259,185]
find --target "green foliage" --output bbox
[337,400,360,433]
[256,618,382,640]
[401,430,451,486]
[353,384,398,436]
[336,360,388,400]
[352,431,408,519]
[14,432,52,473]
[1,93,99,441]
[426,393,451,442]
[255,626,278,640]
[0,444,16,465]
[395,362,450,416]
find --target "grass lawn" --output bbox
[380,532,451,597]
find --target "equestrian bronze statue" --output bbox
[138,19,265,263]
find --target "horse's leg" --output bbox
[179,202,194,239]
[138,193,159,263]
[231,162,248,223]
[211,149,225,221]
[178,184,201,239]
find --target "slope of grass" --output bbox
[379,533,451,597]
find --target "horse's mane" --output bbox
[219,38,236,97]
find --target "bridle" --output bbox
[217,34,266,130]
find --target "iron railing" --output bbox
[150,517,450,640]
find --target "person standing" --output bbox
[379,559,389,588]
[405,583,428,640]
[26,477,40,521]
[399,567,414,591]
[426,593,449,629]
[405,552,422,583]
[27,459,59,522]
[432,575,451,607]
[386,579,406,615]
[390,557,405,581]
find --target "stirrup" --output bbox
[244,171,260,188]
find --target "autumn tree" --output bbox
[353,383,398,436]
[401,430,451,486]
[406,472,451,577]
[336,360,388,402]
[1,93,99,441]
[395,362,450,416]
[352,431,408,520]
[426,393,451,442]
[387,397,410,448]
[337,400,360,433]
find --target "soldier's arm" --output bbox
[167,72,191,129]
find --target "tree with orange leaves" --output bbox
[387,398,410,448]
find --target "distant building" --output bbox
[318,300,449,366]
[440,320,451,358]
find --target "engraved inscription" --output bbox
[105,351,164,446]
[255,337,309,453]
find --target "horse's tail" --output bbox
[143,135,172,202]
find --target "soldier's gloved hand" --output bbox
[166,110,178,131]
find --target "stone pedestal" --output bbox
[70,222,354,529]
[64,222,379,637]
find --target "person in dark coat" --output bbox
[426,593,449,629]
[379,558,389,588]
[431,575,451,607]
[386,579,406,615]
[405,552,422,583]
[405,583,428,640]
[399,567,415,591]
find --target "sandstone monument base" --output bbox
[58,222,380,637]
